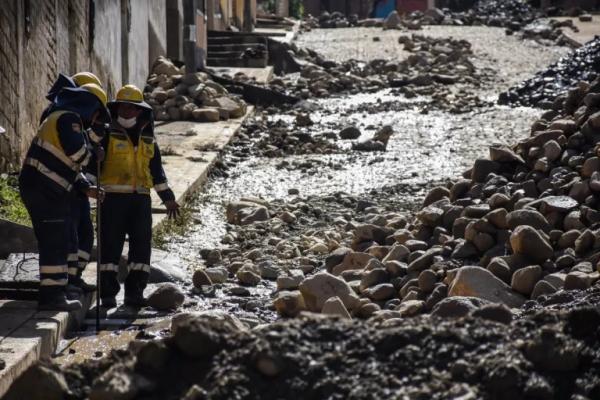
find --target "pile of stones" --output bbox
[262,35,489,110]
[8,301,600,399]
[144,56,248,122]
[302,11,359,30]
[499,37,600,108]
[272,75,600,320]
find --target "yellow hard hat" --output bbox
[72,72,102,88]
[116,84,144,103]
[80,83,108,107]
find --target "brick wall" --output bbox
[0,0,20,171]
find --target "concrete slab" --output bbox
[554,16,600,45]
[151,107,254,227]
[0,294,92,398]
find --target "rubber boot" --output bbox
[70,275,97,293]
[38,287,82,311]
[100,271,120,309]
[124,271,148,307]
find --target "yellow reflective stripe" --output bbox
[33,137,78,171]
[68,267,79,275]
[40,278,68,286]
[24,158,73,191]
[78,250,91,260]
[103,185,151,194]
[99,263,119,272]
[69,145,88,163]
[40,265,68,274]
[154,182,170,192]
[128,263,151,273]
[89,130,102,143]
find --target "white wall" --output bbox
[93,0,123,94]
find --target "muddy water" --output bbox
[56,27,570,364]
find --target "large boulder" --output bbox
[448,266,527,308]
[147,283,185,311]
[299,272,360,312]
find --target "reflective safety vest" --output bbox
[23,111,88,192]
[100,131,155,194]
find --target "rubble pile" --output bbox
[499,37,600,108]
[144,56,248,122]
[264,75,600,320]
[302,11,359,30]
[249,35,490,113]
[8,302,600,399]
[229,114,340,158]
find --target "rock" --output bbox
[274,291,306,317]
[0,218,37,258]
[236,265,261,286]
[506,209,551,232]
[148,250,187,283]
[279,211,297,224]
[89,366,148,400]
[5,364,69,400]
[423,186,450,207]
[192,269,213,288]
[408,248,443,273]
[295,113,313,126]
[276,269,305,291]
[511,265,542,296]
[299,272,360,312]
[564,271,593,290]
[152,56,180,76]
[339,126,361,140]
[240,207,270,225]
[205,267,228,284]
[471,159,500,182]
[384,10,402,29]
[207,96,245,118]
[364,283,396,301]
[448,266,527,308]
[531,280,557,299]
[510,225,553,263]
[192,108,220,122]
[471,304,513,324]
[489,145,524,163]
[534,196,579,214]
[382,244,410,263]
[359,268,389,291]
[417,206,444,227]
[418,269,437,293]
[325,247,352,272]
[332,252,374,275]
[147,283,185,311]
[321,296,352,318]
[431,296,490,318]
[396,299,425,317]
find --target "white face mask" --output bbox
[118,116,137,128]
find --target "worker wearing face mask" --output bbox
[93,84,180,308]
[19,82,109,311]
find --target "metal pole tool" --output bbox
[95,148,102,332]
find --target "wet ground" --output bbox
[55,26,571,364]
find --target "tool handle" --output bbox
[95,147,102,332]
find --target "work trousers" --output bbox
[19,169,71,299]
[68,195,94,280]
[99,193,152,300]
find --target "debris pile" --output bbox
[265,74,600,320]
[243,35,491,113]
[144,56,248,122]
[499,37,600,108]
[7,302,600,399]
[302,11,359,29]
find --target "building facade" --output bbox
[0,0,187,172]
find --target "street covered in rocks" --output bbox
[5,1,600,399]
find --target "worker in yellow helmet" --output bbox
[39,72,107,299]
[19,80,110,311]
[93,84,179,308]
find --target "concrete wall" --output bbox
[0,0,183,172]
